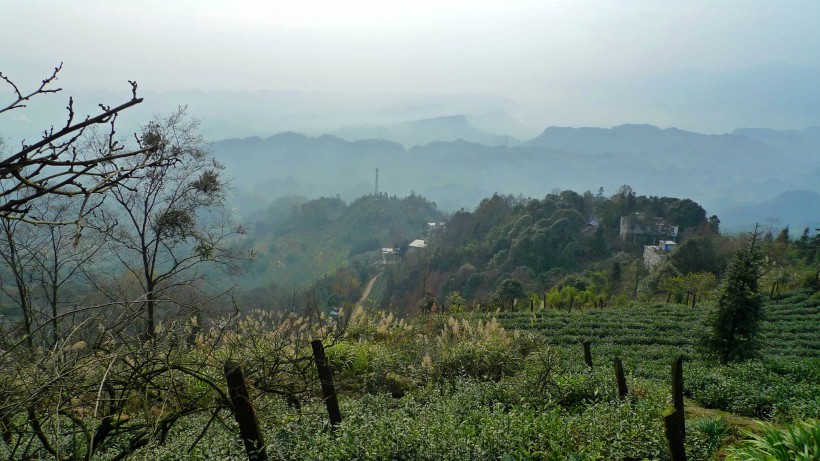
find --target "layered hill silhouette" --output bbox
[718,190,820,233]
[334,115,516,148]
[212,123,819,233]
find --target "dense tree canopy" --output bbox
[378,188,721,311]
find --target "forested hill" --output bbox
[372,189,820,318]
[378,189,726,314]
[234,188,725,313]
[212,125,820,232]
[238,193,444,302]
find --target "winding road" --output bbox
[357,272,382,306]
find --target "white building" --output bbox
[643,240,677,270]
[408,239,427,250]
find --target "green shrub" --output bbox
[687,417,733,460]
[686,360,820,420]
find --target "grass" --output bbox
[725,419,820,461]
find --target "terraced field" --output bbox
[492,290,820,419]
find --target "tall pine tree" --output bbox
[705,227,763,364]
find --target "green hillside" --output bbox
[239,193,444,306]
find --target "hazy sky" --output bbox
[3,1,820,131]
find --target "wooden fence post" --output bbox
[311,339,342,430]
[583,341,593,368]
[672,356,685,439]
[224,360,268,461]
[663,408,687,461]
[613,357,628,398]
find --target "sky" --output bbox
[3,0,820,132]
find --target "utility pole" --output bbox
[375,168,379,196]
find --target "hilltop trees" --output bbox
[670,236,732,275]
[377,187,735,311]
[666,198,707,232]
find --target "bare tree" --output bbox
[99,107,249,338]
[0,63,175,238]
[0,65,300,460]
[0,195,108,348]
[0,213,38,348]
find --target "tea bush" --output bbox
[3,291,815,459]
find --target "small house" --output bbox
[643,240,677,270]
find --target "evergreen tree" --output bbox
[775,226,790,243]
[705,229,763,364]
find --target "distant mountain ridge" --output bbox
[8,61,820,143]
[212,123,819,232]
[717,190,820,233]
[0,88,522,144]
[530,124,766,161]
[334,115,516,148]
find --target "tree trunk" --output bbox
[3,225,34,349]
[146,284,156,339]
[50,265,59,347]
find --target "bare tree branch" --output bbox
[0,65,175,241]
[0,63,62,113]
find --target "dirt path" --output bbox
[358,272,382,306]
[685,398,764,433]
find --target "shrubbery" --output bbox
[725,419,820,461]
[1,292,817,460]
